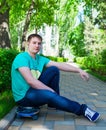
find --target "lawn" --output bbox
[0,90,16,119]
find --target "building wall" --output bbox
[39,25,59,56]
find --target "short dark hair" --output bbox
[27,34,42,42]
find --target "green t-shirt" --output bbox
[11,52,50,102]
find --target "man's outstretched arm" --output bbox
[46,61,89,81]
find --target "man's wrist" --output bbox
[78,68,83,73]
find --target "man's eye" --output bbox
[38,42,41,45]
[33,42,36,44]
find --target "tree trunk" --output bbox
[21,0,35,51]
[0,2,11,48]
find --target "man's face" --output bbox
[28,37,42,54]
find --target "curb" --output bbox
[0,107,16,130]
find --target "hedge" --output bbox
[0,49,19,92]
[75,56,106,76]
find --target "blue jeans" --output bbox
[17,66,87,116]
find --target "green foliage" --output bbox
[46,55,68,62]
[93,0,106,30]
[96,64,106,75]
[10,27,19,49]
[84,0,106,30]
[86,69,106,82]
[69,24,87,56]
[100,49,106,64]
[75,56,99,69]
[57,57,67,62]
[58,0,106,59]
[9,0,59,29]
[0,90,15,119]
[84,17,106,56]
[0,49,19,92]
[58,0,79,54]
[75,56,106,80]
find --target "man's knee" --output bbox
[48,66,60,75]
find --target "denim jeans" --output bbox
[17,66,87,116]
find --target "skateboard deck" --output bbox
[16,106,40,120]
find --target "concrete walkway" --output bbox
[8,71,106,130]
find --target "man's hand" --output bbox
[79,69,89,81]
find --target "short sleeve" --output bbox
[13,53,29,70]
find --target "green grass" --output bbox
[0,90,16,119]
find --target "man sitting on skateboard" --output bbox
[11,34,100,122]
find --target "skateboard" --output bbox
[16,106,40,120]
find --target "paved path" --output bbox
[8,71,106,130]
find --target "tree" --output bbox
[83,0,106,55]
[84,0,106,29]
[21,0,35,50]
[0,0,27,48]
[58,0,106,57]
[58,0,83,56]
[0,0,59,49]
[10,0,59,50]
[0,0,11,48]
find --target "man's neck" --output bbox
[27,51,36,58]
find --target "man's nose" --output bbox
[35,43,39,47]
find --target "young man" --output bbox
[11,34,100,122]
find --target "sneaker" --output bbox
[85,107,100,122]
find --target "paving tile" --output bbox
[64,112,76,121]
[46,110,64,121]
[96,118,106,126]
[54,125,75,130]
[76,125,86,130]
[11,119,24,126]
[8,126,19,130]
[87,126,106,130]
[44,121,54,129]
[20,126,52,130]
[93,101,106,108]
[75,118,96,126]
[20,127,33,130]
[21,120,44,127]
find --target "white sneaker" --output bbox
[85,107,100,122]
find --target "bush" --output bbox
[101,49,106,64]
[57,57,64,62]
[75,56,106,77]
[0,49,19,92]
[76,56,100,69]
[46,56,57,61]
[96,64,106,75]
[45,55,68,62]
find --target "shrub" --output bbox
[76,56,100,69]
[45,55,68,62]
[75,56,106,77]
[101,49,106,64]
[96,64,106,75]
[0,49,19,92]
[57,57,64,62]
